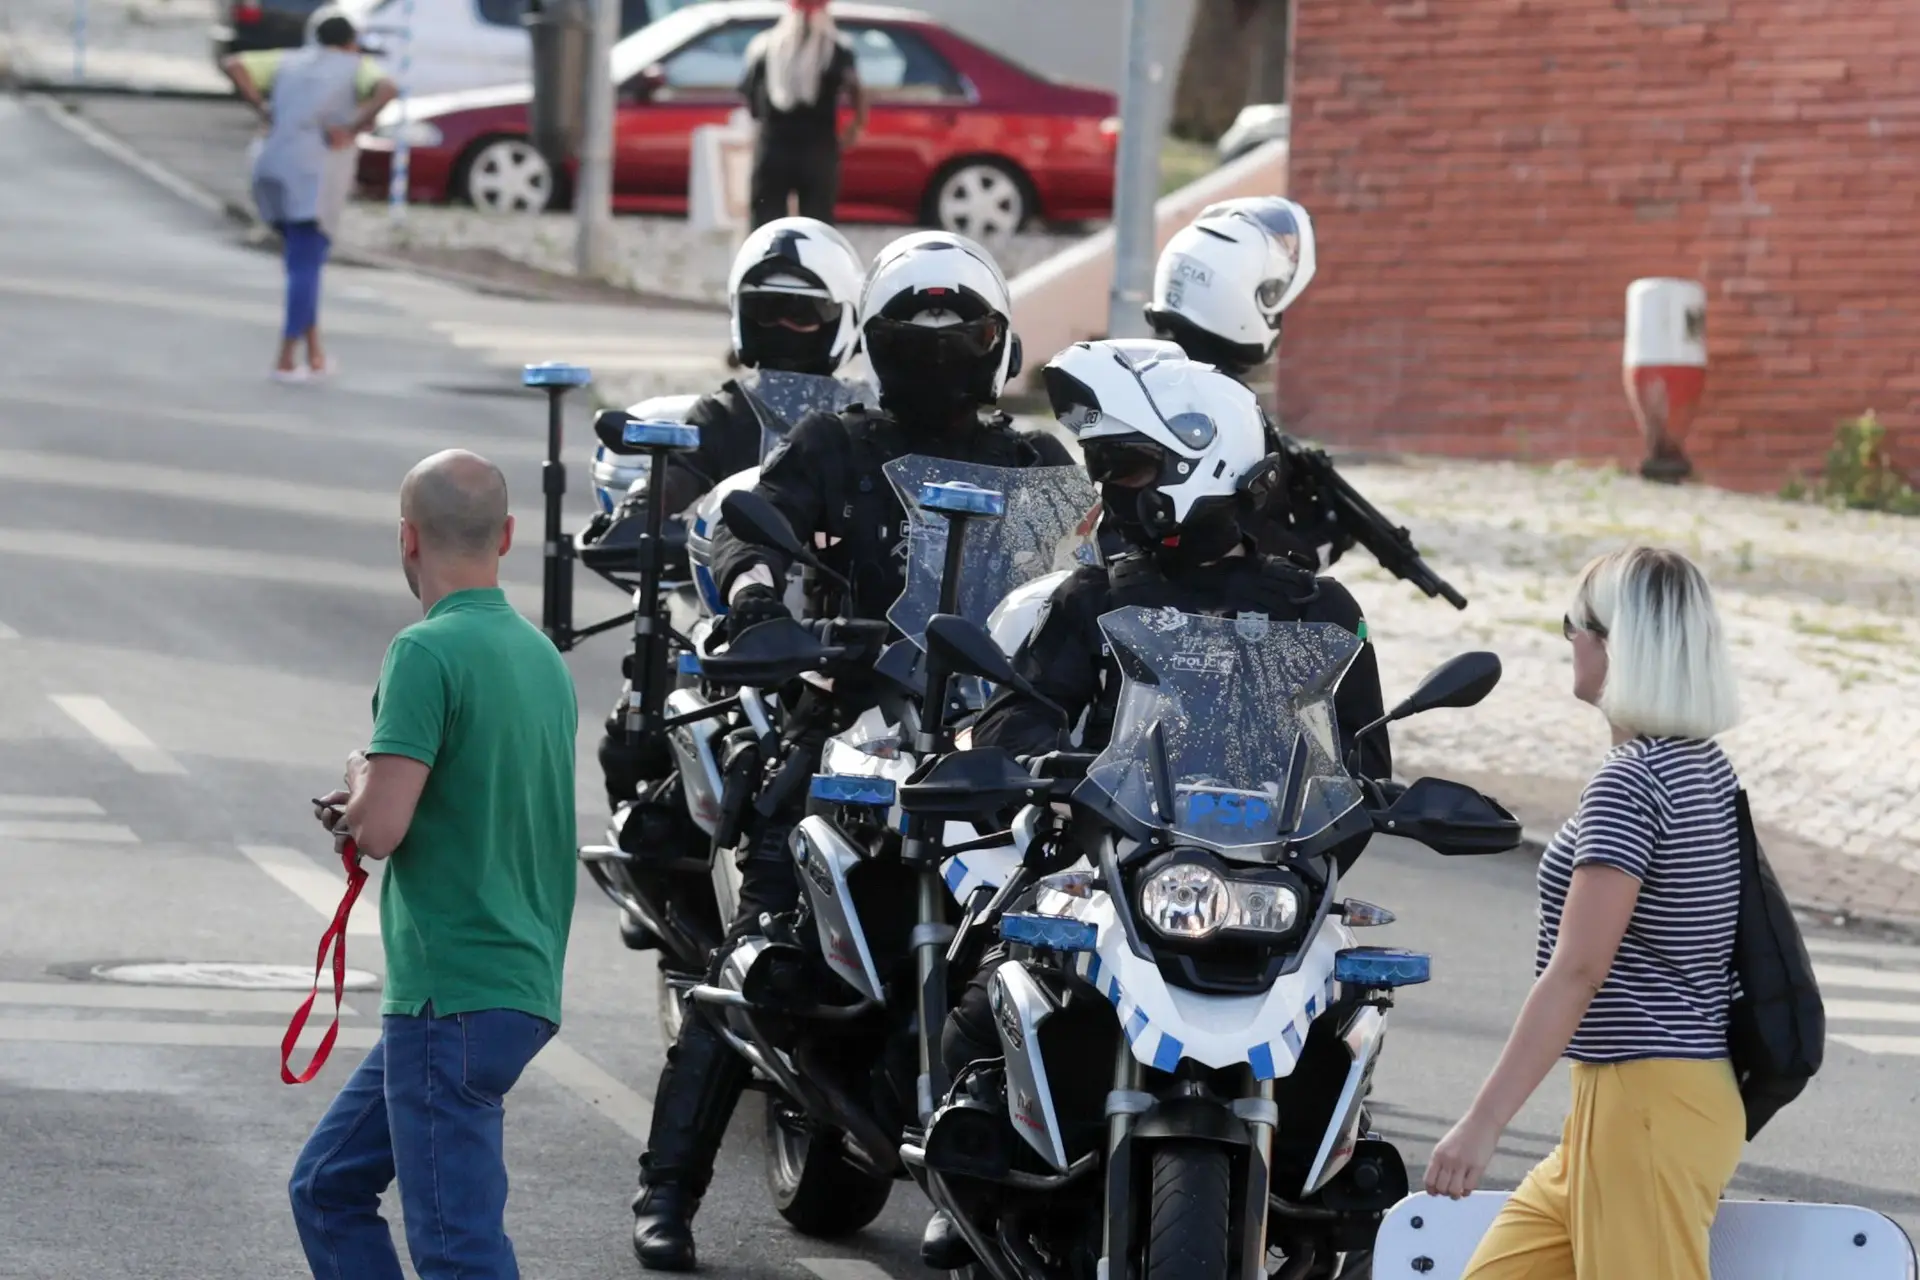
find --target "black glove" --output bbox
[725,583,790,638]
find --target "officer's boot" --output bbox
[631,1013,752,1272]
[921,1210,977,1269]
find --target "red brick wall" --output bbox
[1277,0,1920,491]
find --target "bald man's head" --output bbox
[401,450,510,557]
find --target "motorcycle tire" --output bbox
[764,1094,893,1238]
[1145,1141,1232,1280]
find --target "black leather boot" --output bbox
[921,1210,977,1269]
[631,1012,752,1272]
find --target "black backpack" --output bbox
[1726,788,1826,1139]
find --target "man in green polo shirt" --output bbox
[295,449,578,1280]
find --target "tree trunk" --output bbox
[1171,0,1289,140]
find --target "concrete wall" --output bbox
[1279,0,1920,491]
[911,0,1198,98]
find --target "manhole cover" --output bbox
[91,962,381,991]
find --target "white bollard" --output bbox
[386,0,415,225]
[1623,276,1708,483]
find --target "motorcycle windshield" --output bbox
[737,370,877,461]
[1083,607,1366,855]
[882,457,1101,649]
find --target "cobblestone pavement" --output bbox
[5,0,226,92]
[337,203,1079,310]
[1335,456,1920,907]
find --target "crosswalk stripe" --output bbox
[798,1262,899,1280]
[0,820,138,843]
[1803,936,1920,965]
[0,620,17,640]
[1827,999,1920,1024]
[1830,1033,1920,1057]
[1813,964,1920,995]
[0,796,104,815]
[49,695,188,776]
[0,980,359,1016]
[237,844,382,938]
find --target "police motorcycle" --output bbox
[682,458,1101,1236]
[902,608,1526,1280]
[521,354,876,1042]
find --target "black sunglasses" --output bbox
[1562,613,1608,641]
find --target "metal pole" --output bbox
[574,0,618,277]
[72,0,87,81]
[1106,0,1161,340]
[387,0,415,225]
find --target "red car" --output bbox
[357,1,1118,235]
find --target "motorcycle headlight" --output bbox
[1138,862,1301,941]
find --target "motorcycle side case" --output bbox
[1374,1193,1917,1280]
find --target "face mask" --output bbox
[744,321,836,375]
[1103,486,1244,571]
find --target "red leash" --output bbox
[281,839,368,1085]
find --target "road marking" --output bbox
[0,621,17,640]
[0,796,104,815]
[24,94,227,218]
[0,1017,381,1051]
[0,820,139,843]
[238,846,657,1128]
[0,980,358,1017]
[798,1261,899,1280]
[1830,1033,1920,1057]
[1803,936,1920,964]
[238,844,381,938]
[1812,964,1920,995]
[1827,999,1920,1024]
[49,695,187,775]
[530,1038,656,1141]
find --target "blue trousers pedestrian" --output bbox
[289,1006,556,1280]
[280,220,330,342]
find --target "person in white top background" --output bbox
[1425,545,1747,1280]
[737,0,868,228]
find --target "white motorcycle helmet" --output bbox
[1144,197,1317,375]
[728,216,863,374]
[859,230,1021,418]
[1043,339,1277,552]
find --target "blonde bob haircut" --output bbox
[1569,546,1740,740]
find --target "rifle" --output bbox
[1278,436,1469,611]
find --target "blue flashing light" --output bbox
[623,421,702,451]
[1335,947,1432,990]
[809,774,897,807]
[999,912,1098,953]
[521,361,592,388]
[919,481,1007,518]
[676,653,702,675]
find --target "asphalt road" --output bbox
[0,92,1916,1280]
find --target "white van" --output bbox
[341,0,708,97]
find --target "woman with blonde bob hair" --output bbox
[1425,546,1745,1280]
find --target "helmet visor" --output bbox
[864,314,1006,368]
[740,290,841,329]
[1083,437,1169,489]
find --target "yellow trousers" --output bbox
[1462,1058,1745,1280]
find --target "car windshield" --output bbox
[1083,607,1366,855]
[882,457,1099,649]
[735,370,875,462]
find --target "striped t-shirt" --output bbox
[1536,736,1741,1063]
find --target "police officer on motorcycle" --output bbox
[595,215,864,811]
[1142,196,1358,570]
[630,230,1074,1272]
[919,339,1394,1269]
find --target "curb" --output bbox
[16,77,234,102]
[25,91,232,220]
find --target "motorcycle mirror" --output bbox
[1391,651,1502,720]
[925,614,1065,720]
[720,490,807,559]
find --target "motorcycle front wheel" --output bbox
[764,1094,893,1237]
[1144,1141,1232,1280]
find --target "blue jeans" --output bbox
[280,220,330,341]
[289,1006,556,1280]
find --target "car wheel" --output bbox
[929,159,1028,238]
[461,136,554,214]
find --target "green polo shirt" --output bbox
[367,588,578,1025]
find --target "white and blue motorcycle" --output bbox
[903,607,1522,1280]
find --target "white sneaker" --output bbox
[270,366,310,385]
